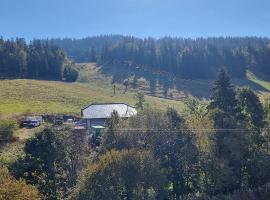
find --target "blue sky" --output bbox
[1,0,270,40]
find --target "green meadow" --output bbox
[0,79,185,116]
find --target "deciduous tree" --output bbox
[72,150,166,200]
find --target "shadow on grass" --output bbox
[99,63,212,99]
[233,77,270,92]
[99,64,270,99]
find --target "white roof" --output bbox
[82,103,137,119]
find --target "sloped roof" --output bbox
[81,103,137,119]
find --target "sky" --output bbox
[1,0,270,40]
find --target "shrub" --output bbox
[0,167,40,200]
[64,67,79,82]
[0,120,18,141]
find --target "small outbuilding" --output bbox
[81,103,137,130]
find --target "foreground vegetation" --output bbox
[0,167,40,200]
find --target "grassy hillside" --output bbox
[1,64,270,116]
[246,71,270,98]
[0,78,185,116]
[77,63,270,99]
[77,63,209,98]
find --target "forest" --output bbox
[0,38,78,81]
[51,36,270,79]
[1,69,270,199]
[2,36,270,81]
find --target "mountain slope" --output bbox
[0,78,185,116]
[77,63,270,99]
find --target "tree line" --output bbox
[0,38,78,81]
[50,36,270,79]
[49,35,125,63]
[3,36,270,81]
[1,69,270,199]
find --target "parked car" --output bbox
[54,118,63,125]
[66,118,74,123]
[20,116,43,128]
[24,120,41,128]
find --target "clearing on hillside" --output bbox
[0,79,185,116]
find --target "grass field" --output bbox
[246,71,270,98]
[249,75,270,90]
[79,63,210,98]
[0,78,185,116]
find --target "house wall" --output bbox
[85,118,107,130]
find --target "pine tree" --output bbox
[209,68,238,114]
[134,92,145,111]
[90,47,97,62]
[102,110,120,150]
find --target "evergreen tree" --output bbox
[166,107,183,130]
[102,110,120,150]
[90,47,97,62]
[134,92,145,111]
[0,38,77,81]
[123,78,129,93]
[209,68,238,114]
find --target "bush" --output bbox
[0,167,40,200]
[0,120,18,141]
[63,67,79,82]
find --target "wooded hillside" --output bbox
[0,38,78,81]
[51,36,270,79]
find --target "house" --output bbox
[81,103,137,131]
